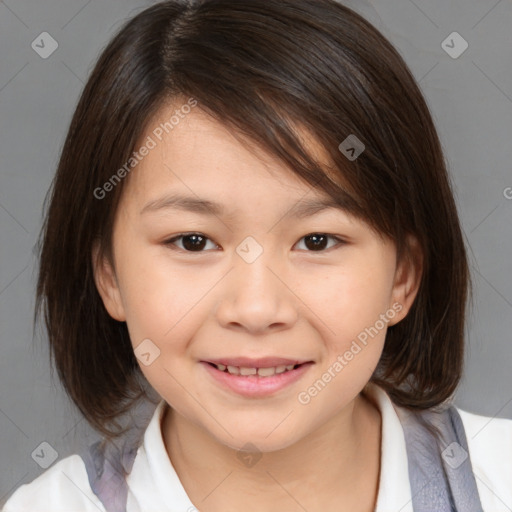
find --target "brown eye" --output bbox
[164,233,217,252]
[296,233,343,252]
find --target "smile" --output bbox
[201,360,313,397]
[209,362,299,377]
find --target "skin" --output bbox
[93,100,422,512]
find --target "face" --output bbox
[93,100,421,453]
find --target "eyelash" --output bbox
[163,232,346,253]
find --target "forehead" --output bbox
[120,99,342,212]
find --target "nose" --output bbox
[214,249,298,335]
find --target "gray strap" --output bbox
[397,405,484,512]
[81,440,132,512]
[81,399,158,512]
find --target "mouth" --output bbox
[205,361,304,377]
[200,358,314,397]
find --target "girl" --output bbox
[4,0,511,511]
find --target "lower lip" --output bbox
[201,362,313,398]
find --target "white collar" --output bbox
[127,382,413,511]
[364,382,413,512]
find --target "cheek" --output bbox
[113,244,199,352]
[294,265,393,415]
[301,259,395,349]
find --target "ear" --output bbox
[91,240,126,322]
[388,234,423,326]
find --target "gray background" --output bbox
[0,0,511,505]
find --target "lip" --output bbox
[203,356,311,368]
[201,360,314,398]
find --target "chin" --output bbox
[210,423,305,454]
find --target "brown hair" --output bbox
[35,0,470,439]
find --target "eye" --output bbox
[163,232,345,253]
[164,233,218,252]
[295,233,344,252]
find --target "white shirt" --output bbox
[3,383,512,511]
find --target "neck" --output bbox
[161,391,382,512]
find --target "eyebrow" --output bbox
[140,193,349,219]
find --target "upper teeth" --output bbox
[215,364,296,376]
